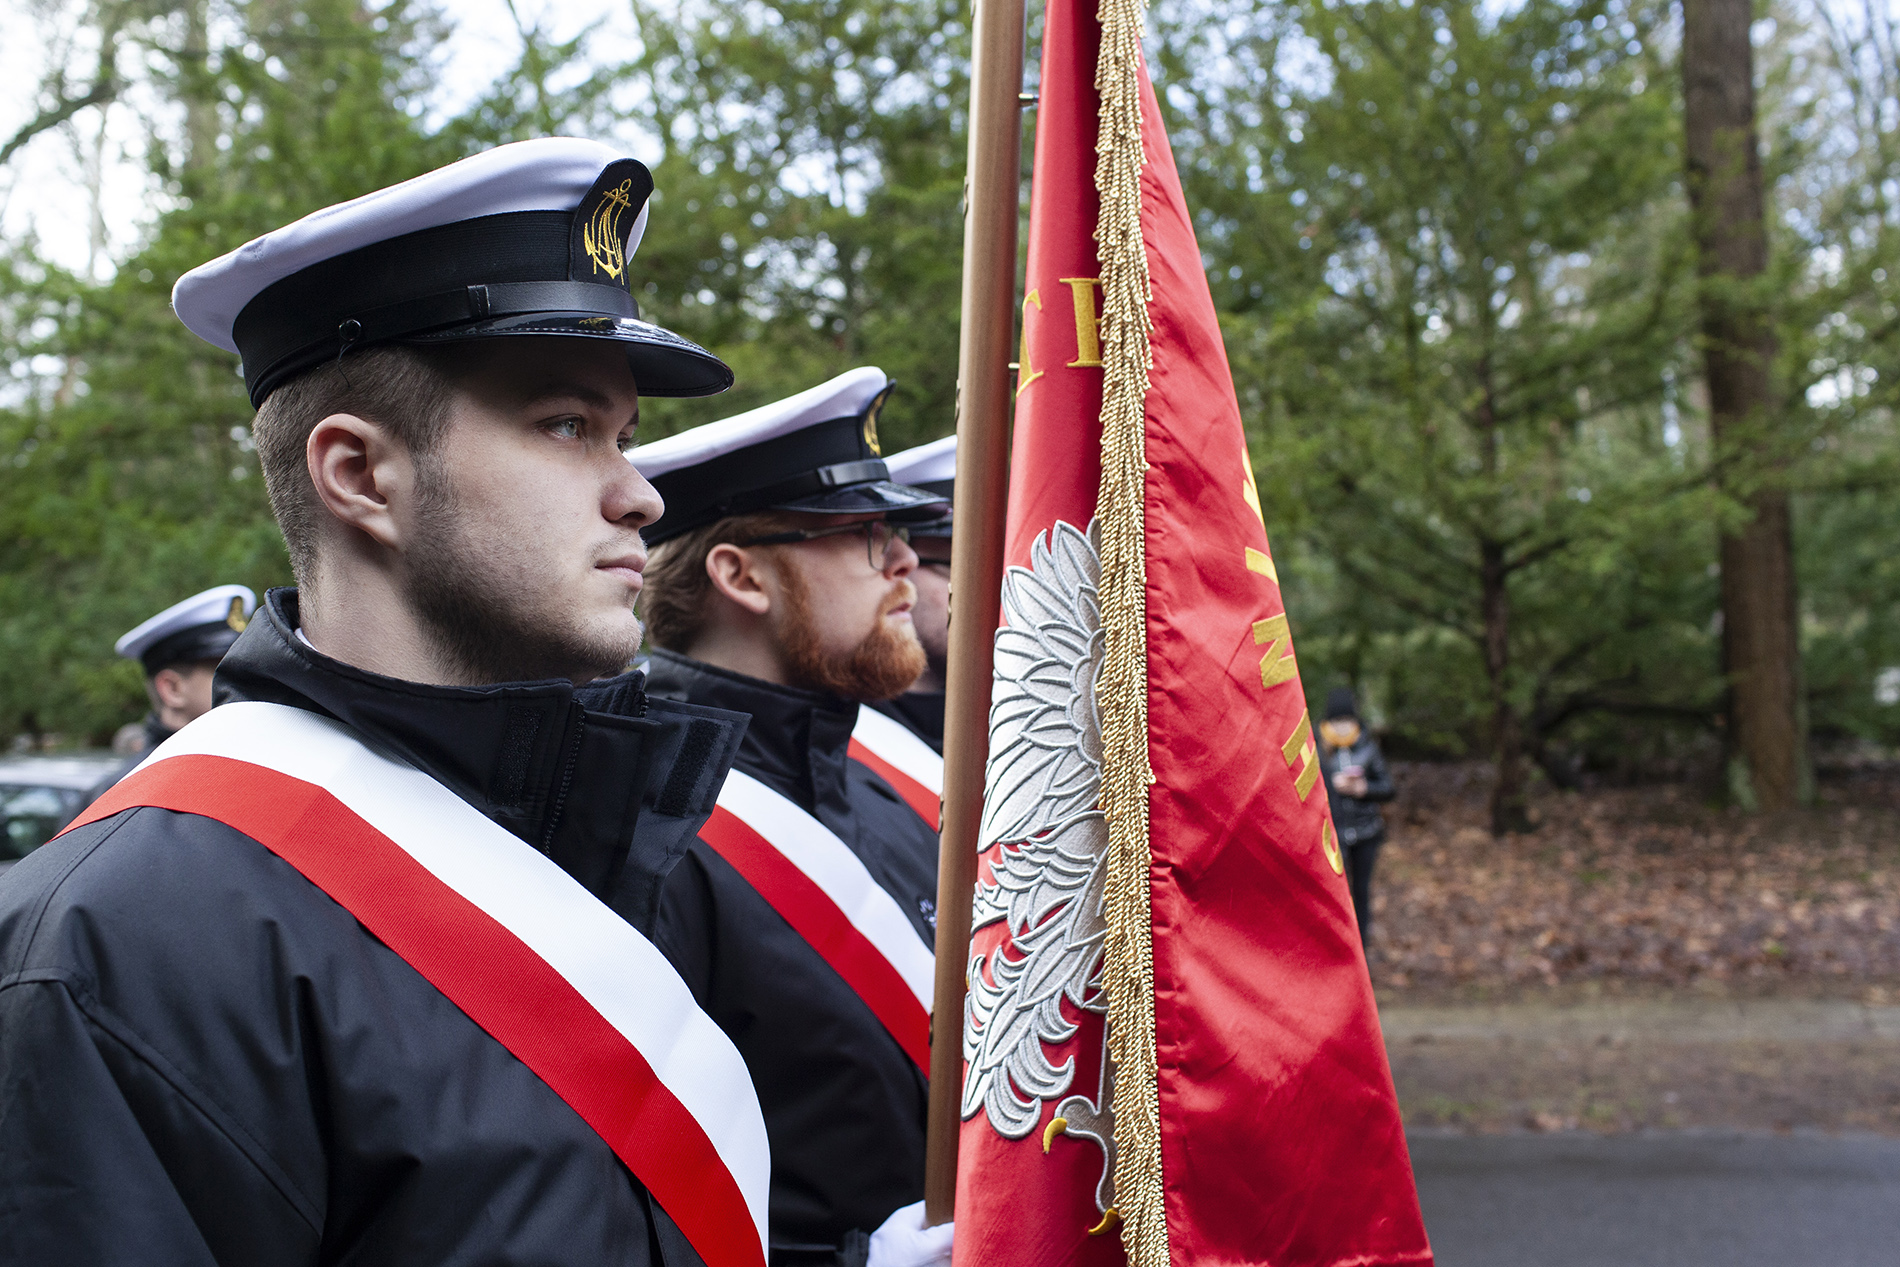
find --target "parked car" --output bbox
[0,754,125,874]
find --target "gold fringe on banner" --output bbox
[1090,0,1166,1262]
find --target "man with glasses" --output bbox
[631,369,952,1267]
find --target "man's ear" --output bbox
[149,667,187,711]
[704,543,776,617]
[308,412,415,550]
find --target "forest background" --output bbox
[3,0,1898,825]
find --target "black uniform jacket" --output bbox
[643,651,939,1265]
[1318,733,1396,847]
[0,590,749,1267]
[869,691,944,754]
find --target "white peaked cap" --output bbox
[630,367,948,544]
[632,367,893,478]
[115,584,257,669]
[170,137,729,407]
[175,139,646,355]
[884,434,956,487]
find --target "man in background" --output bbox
[110,584,256,765]
[874,436,954,752]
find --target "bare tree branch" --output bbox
[0,74,120,168]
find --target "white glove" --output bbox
[866,1199,954,1267]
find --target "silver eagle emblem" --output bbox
[962,518,1117,1207]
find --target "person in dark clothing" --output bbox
[0,139,767,1266]
[632,370,954,1267]
[1316,685,1396,945]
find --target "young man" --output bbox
[0,139,771,1267]
[632,370,953,1267]
[108,584,256,770]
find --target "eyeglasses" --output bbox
[736,520,912,570]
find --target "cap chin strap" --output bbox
[247,280,643,404]
[343,280,640,347]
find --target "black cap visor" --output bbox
[895,477,955,536]
[408,313,734,398]
[769,479,949,523]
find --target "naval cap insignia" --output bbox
[570,160,655,291]
[861,381,894,457]
[226,596,248,632]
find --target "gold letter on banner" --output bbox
[1320,819,1343,874]
[1016,290,1045,396]
[1061,277,1104,367]
[1241,454,1265,525]
[1282,710,1319,801]
[1252,613,1297,688]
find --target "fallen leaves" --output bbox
[1368,763,1900,990]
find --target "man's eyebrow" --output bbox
[517,382,639,428]
[517,383,616,411]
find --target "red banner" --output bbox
[952,1,1431,1263]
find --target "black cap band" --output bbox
[645,417,889,542]
[140,623,241,676]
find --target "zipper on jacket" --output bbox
[539,703,587,855]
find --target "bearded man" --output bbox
[631,370,953,1267]
[0,140,772,1267]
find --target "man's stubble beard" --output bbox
[774,558,927,702]
[406,462,642,684]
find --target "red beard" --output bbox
[775,565,926,702]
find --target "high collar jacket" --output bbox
[642,651,939,1264]
[869,691,945,754]
[0,589,746,1267]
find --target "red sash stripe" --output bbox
[68,755,766,1267]
[697,804,932,1072]
[848,738,941,831]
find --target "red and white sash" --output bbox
[848,707,943,830]
[695,769,934,1071]
[64,702,770,1267]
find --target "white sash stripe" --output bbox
[148,702,770,1253]
[715,769,935,1008]
[850,707,944,796]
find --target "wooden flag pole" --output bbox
[923,0,1028,1227]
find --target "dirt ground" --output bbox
[1367,761,1900,1134]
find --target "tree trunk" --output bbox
[183,0,218,176]
[1472,350,1530,833]
[1481,536,1531,834]
[1681,0,1809,811]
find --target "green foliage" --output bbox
[0,0,469,743]
[4,0,1898,789]
[1158,0,1761,790]
[623,0,970,449]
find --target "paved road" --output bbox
[1411,1130,1900,1267]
